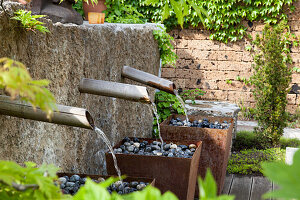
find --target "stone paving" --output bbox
[237,120,300,139]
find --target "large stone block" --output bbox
[0,2,160,175]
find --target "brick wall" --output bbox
[162,2,300,113]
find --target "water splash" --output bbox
[94,127,122,182]
[174,89,189,125]
[151,102,164,151]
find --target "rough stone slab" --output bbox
[286,147,299,165]
[0,2,160,175]
[185,100,240,117]
[282,128,300,139]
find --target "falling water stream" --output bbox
[151,102,164,151]
[174,89,189,125]
[94,127,122,182]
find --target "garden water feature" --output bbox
[94,127,122,183]
[174,89,189,126]
[151,102,164,151]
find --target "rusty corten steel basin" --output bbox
[160,114,234,196]
[57,172,155,186]
[105,137,202,200]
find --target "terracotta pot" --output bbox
[88,12,105,24]
[83,0,106,20]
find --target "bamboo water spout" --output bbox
[0,95,94,129]
[121,66,176,94]
[79,78,151,104]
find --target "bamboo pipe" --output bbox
[121,66,176,94]
[78,78,151,104]
[0,95,94,129]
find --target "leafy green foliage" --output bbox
[73,0,84,18]
[262,149,300,200]
[143,0,207,28]
[198,169,234,200]
[235,76,251,85]
[233,130,300,151]
[227,148,285,175]
[104,0,147,24]
[250,21,292,148]
[0,58,57,118]
[293,67,300,73]
[153,91,184,136]
[280,137,300,149]
[180,88,204,103]
[153,26,177,67]
[0,159,236,200]
[226,79,232,85]
[112,0,297,43]
[0,161,66,200]
[237,101,256,120]
[11,9,50,34]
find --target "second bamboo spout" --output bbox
[122,66,176,94]
[79,78,151,104]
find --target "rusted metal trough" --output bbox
[160,114,234,195]
[106,137,202,200]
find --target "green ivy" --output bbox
[105,0,297,43]
[153,26,177,67]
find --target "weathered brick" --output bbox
[176,39,188,49]
[291,53,300,63]
[191,60,219,70]
[208,51,243,61]
[228,91,254,103]
[177,49,193,59]
[217,80,251,91]
[179,29,209,40]
[242,51,253,62]
[198,80,218,90]
[168,29,179,39]
[255,23,265,31]
[161,68,176,78]
[289,20,299,31]
[175,59,194,69]
[292,74,300,83]
[287,94,297,105]
[201,90,228,100]
[286,105,299,114]
[296,96,300,105]
[189,69,202,79]
[190,50,210,60]
[217,61,250,71]
[176,69,191,78]
[185,78,202,88]
[188,40,220,50]
[171,78,186,89]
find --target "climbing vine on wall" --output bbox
[105,0,297,43]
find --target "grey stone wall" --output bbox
[0,2,160,174]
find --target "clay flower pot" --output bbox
[88,12,105,24]
[83,0,106,20]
